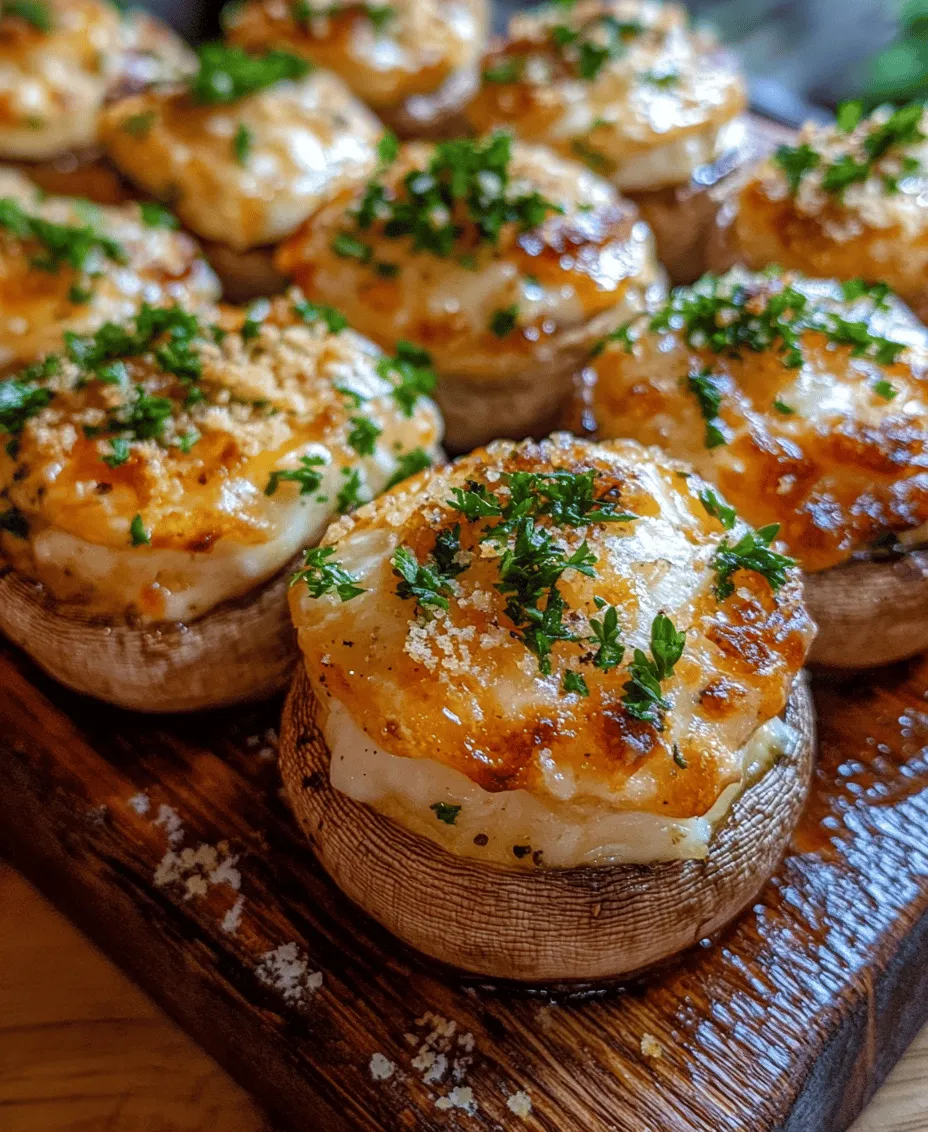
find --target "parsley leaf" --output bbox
[292,297,348,333]
[687,367,727,449]
[490,304,518,337]
[698,487,736,530]
[233,122,253,165]
[377,130,399,165]
[265,454,326,496]
[347,416,381,456]
[336,466,367,513]
[562,670,589,696]
[392,544,455,612]
[773,143,821,193]
[291,545,365,600]
[102,437,131,468]
[621,613,685,728]
[1,1,52,32]
[874,379,898,401]
[385,446,432,489]
[138,201,178,229]
[589,602,623,671]
[484,57,523,83]
[191,44,309,105]
[0,197,126,273]
[712,523,796,600]
[0,375,54,436]
[129,514,151,547]
[378,340,436,416]
[430,802,461,824]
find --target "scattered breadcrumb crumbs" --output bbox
[435,1086,476,1114]
[255,942,323,1005]
[221,894,245,935]
[128,792,151,815]
[369,1053,396,1081]
[507,1090,532,1118]
[640,1033,663,1060]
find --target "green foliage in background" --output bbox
[866,0,928,105]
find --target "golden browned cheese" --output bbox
[0,0,193,161]
[727,105,928,322]
[100,69,383,252]
[466,0,746,193]
[590,268,928,573]
[225,0,488,112]
[290,435,813,819]
[276,137,664,385]
[0,292,443,622]
[0,167,219,370]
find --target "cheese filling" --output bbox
[320,692,797,868]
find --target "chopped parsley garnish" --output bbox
[0,197,126,273]
[548,13,643,81]
[672,744,688,769]
[233,122,253,165]
[775,101,925,197]
[698,487,736,530]
[621,613,685,729]
[392,543,456,612]
[67,283,93,305]
[122,110,157,138]
[176,428,200,453]
[687,368,727,449]
[874,379,898,401]
[712,523,795,600]
[265,454,326,496]
[1,1,52,31]
[129,514,151,547]
[291,545,365,600]
[841,278,891,308]
[190,43,309,105]
[138,201,178,229]
[292,1,394,31]
[430,802,461,825]
[570,138,610,174]
[0,506,28,538]
[385,446,432,489]
[483,57,523,84]
[650,272,908,374]
[0,375,54,437]
[377,130,399,165]
[335,132,562,263]
[102,437,130,468]
[378,340,436,416]
[772,399,796,415]
[772,143,821,194]
[562,669,589,696]
[292,297,348,333]
[490,304,519,337]
[336,466,366,513]
[589,600,623,671]
[347,416,381,456]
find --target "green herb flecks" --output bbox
[621,613,686,728]
[291,545,365,600]
[265,454,327,496]
[687,367,727,449]
[385,446,432,489]
[191,43,309,105]
[430,801,461,824]
[335,132,562,264]
[377,340,436,416]
[712,523,796,600]
[233,122,253,165]
[697,487,736,530]
[0,197,126,274]
[129,513,151,547]
[1,1,52,32]
[292,297,348,334]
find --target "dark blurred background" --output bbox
[146,0,928,124]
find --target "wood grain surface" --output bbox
[3,627,928,1132]
[1,863,925,1132]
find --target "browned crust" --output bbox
[278,667,815,983]
[0,558,299,712]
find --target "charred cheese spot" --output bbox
[590,267,928,572]
[100,69,382,252]
[290,435,813,866]
[277,137,664,385]
[225,0,488,115]
[0,291,443,622]
[466,0,747,193]
[729,104,928,324]
[0,168,219,370]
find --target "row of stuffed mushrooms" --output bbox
[2,0,928,985]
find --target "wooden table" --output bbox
[1,864,925,1132]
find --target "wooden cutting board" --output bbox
[2,631,928,1132]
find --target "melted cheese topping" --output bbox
[1,293,443,622]
[225,0,489,112]
[291,435,814,854]
[0,1,193,161]
[731,106,928,319]
[590,268,928,572]
[100,70,382,252]
[326,696,795,866]
[0,168,220,369]
[466,0,746,192]
[277,140,664,384]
